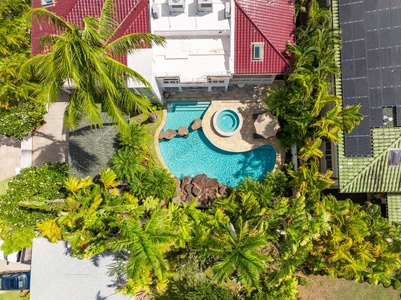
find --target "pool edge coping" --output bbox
[157,100,285,176]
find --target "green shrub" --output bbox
[0,101,46,140]
[0,162,69,227]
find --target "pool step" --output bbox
[173,104,210,111]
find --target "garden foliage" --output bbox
[0,162,68,253]
[0,0,46,139]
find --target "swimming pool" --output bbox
[159,101,276,187]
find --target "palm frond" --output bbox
[106,33,166,56]
[27,8,74,33]
[98,0,117,41]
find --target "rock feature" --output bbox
[148,113,157,123]
[191,119,202,131]
[172,176,182,204]
[159,129,177,140]
[178,174,230,208]
[177,126,189,138]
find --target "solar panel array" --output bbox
[339,0,401,156]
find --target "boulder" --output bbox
[184,183,193,194]
[148,113,157,123]
[192,185,202,197]
[218,185,229,198]
[192,174,207,188]
[176,174,229,208]
[177,126,189,138]
[205,178,219,191]
[172,195,181,204]
[191,119,202,130]
[184,193,196,204]
[159,129,177,140]
[181,176,192,188]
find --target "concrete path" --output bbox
[32,101,68,166]
[0,136,20,181]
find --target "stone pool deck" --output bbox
[155,84,285,171]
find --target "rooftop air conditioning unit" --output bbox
[224,1,231,18]
[152,3,160,19]
[169,0,185,13]
[198,0,213,12]
[41,0,54,5]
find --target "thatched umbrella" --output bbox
[253,112,280,138]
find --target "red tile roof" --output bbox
[31,0,150,65]
[234,0,294,74]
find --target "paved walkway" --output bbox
[0,136,20,181]
[32,100,68,166]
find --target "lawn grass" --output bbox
[298,275,401,300]
[0,291,23,300]
[131,110,164,167]
[0,177,12,195]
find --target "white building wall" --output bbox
[136,0,233,101]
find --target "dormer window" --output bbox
[389,149,401,167]
[41,0,54,6]
[252,43,264,61]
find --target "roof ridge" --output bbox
[235,1,290,67]
[108,0,141,42]
[341,131,401,192]
[65,0,81,22]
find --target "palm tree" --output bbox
[23,0,165,132]
[207,217,269,290]
[106,208,177,291]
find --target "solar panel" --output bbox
[365,0,377,11]
[341,25,353,42]
[382,88,397,106]
[355,78,368,96]
[382,68,396,86]
[369,107,384,127]
[354,40,367,59]
[344,136,359,156]
[339,6,352,23]
[357,136,373,156]
[356,119,371,134]
[368,89,383,108]
[395,48,401,65]
[396,106,401,126]
[379,10,391,28]
[366,31,379,50]
[380,48,392,67]
[342,80,355,97]
[352,3,365,20]
[340,0,401,156]
[380,29,393,48]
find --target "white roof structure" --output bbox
[151,0,232,82]
[127,0,232,97]
[30,238,130,300]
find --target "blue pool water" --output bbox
[159,101,276,187]
[216,109,240,133]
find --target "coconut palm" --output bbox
[23,0,165,132]
[106,208,176,288]
[207,217,269,290]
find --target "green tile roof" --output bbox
[338,129,401,193]
[332,0,401,194]
[387,193,401,224]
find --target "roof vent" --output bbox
[169,0,185,13]
[389,149,401,167]
[224,1,231,18]
[41,0,54,6]
[152,3,160,19]
[197,0,213,12]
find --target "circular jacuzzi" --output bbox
[213,108,243,137]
